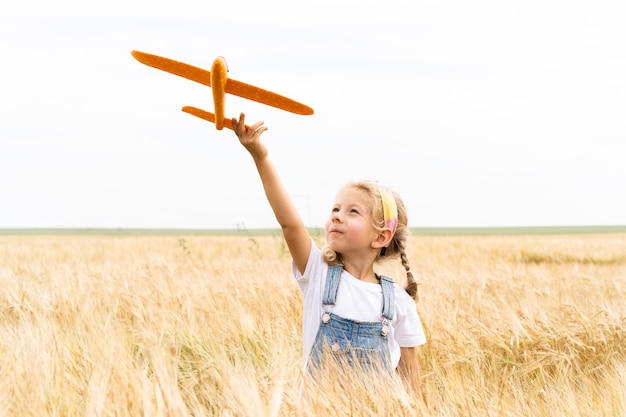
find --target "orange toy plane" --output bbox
[131,50,314,130]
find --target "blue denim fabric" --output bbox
[308,265,395,372]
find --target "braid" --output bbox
[398,237,419,301]
[322,245,342,265]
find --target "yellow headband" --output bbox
[378,185,398,237]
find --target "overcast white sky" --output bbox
[1,0,625,229]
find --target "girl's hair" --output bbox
[322,180,419,301]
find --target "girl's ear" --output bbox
[372,229,394,250]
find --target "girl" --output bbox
[232,113,426,398]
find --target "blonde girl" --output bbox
[232,113,426,398]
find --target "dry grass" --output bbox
[0,233,624,416]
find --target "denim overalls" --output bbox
[307,264,395,373]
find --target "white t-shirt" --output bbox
[292,241,427,368]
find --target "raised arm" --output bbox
[232,113,311,273]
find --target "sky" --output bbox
[1,0,625,229]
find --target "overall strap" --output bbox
[322,264,343,306]
[378,275,395,321]
[323,265,395,321]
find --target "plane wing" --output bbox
[131,50,314,115]
[225,78,313,115]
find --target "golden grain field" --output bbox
[0,233,624,416]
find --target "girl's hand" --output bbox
[232,112,269,160]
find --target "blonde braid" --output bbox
[399,243,419,301]
[322,245,341,265]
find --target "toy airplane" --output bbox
[131,50,314,130]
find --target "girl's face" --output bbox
[324,187,378,256]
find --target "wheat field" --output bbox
[0,233,624,416]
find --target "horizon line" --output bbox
[1,225,625,236]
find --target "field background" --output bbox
[0,228,624,416]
